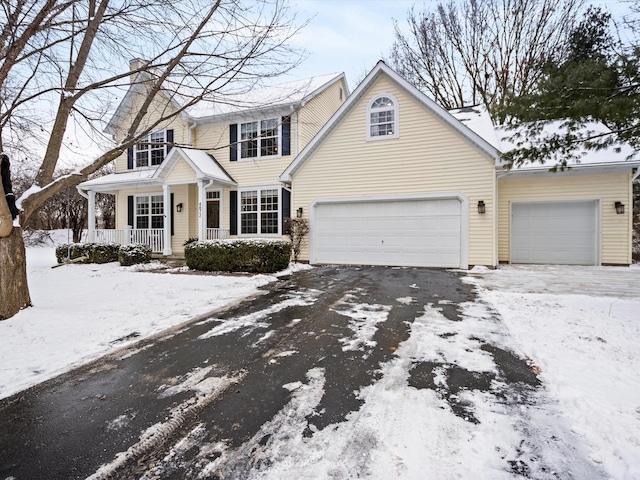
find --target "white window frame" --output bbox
[238,186,281,235]
[367,93,399,141]
[134,193,164,230]
[238,117,281,161]
[134,130,169,168]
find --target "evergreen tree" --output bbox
[501,7,640,168]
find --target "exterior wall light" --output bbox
[615,201,625,214]
[297,207,303,218]
[176,203,183,213]
[477,200,486,214]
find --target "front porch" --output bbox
[92,228,230,254]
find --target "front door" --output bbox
[206,191,221,229]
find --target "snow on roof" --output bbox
[184,73,344,119]
[449,105,638,170]
[78,169,156,189]
[449,106,502,151]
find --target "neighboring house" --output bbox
[78,61,348,256]
[79,60,639,267]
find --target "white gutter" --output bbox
[188,120,198,146]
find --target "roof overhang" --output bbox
[498,161,640,179]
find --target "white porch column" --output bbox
[198,179,206,240]
[87,190,96,243]
[163,184,172,256]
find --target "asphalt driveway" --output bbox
[0,266,605,479]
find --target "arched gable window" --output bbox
[367,94,398,140]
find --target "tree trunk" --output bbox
[0,227,31,320]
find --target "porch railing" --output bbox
[94,228,165,253]
[92,228,231,253]
[206,228,230,240]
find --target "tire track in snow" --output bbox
[85,370,246,480]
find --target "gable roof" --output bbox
[157,147,236,186]
[280,61,501,183]
[105,71,347,135]
[77,147,236,193]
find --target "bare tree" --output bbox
[390,0,583,122]
[0,0,303,319]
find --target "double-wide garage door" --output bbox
[511,200,598,265]
[313,197,463,268]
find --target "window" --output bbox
[240,188,279,235]
[240,118,280,160]
[135,195,164,229]
[134,130,169,167]
[367,94,398,140]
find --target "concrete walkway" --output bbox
[467,264,640,298]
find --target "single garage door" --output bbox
[511,200,598,265]
[313,197,462,268]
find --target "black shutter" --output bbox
[230,124,238,162]
[170,193,174,235]
[230,190,238,235]
[166,129,174,150]
[127,196,134,227]
[281,116,291,156]
[127,147,134,169]
[282,188,291,234]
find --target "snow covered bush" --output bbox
[89,243,121,264]
[185,239,291,273]
[55,243,120,264]
[118,243,152,266]
[55,243,89,263]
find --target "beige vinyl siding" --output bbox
[192,79,347,187]
[291,76,497,266]
[193,119,293,187]
[298,79,348,148]
[170,184,189,254]
[114,92,188,173]
[498,172,632,265]
[188,185,198,239]
[165,158,197,184]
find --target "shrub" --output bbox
[55,243,90,263]
[118,243,152,266]
[55,242,120,264]
[89,243,120,264]
[185,239,291,273]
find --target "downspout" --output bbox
[494,164,499,269]
[188,120,198,146]
[290,105,299,157]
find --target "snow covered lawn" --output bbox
[0,240,286,400]
[466,265,640,479]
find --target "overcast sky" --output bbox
[286,0,634,90]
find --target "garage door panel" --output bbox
[511,201,597,265]
[314,198,462,268]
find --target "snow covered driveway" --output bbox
[0,265,628,479]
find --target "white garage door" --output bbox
[313,197,462,268]
[511,200,598,265]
